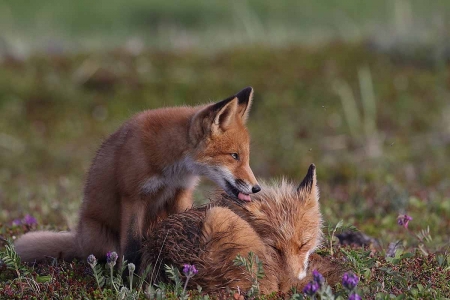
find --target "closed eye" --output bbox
[270,245,283,257]
[299,239,312,250]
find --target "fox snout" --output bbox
[235,179,261,194]
[252,185,261,193]
[227,178,260,202]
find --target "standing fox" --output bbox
[15,87,260,265]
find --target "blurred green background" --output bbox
[0,0,449,250]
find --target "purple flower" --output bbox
[183,264,190,275]
[87,254,97,267]
[191,265,198,275]
[312,269,325,286]
[182,264,198,277]
[12,219,22,226]
[22,214,37,226]
[397,214,412,229]
[106,251,118,267]
[303,281,320,296]
[12,215,38,226]
[342,272,359,290]
[349,293,362,300]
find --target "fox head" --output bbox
[233,164,322,283]
[188,87,260,201]
[284,164,322,282]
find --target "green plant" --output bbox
[0,237,30,295]
[163,264,184,298]
[340,247,376,279]
[325,220,356,256]
[85,253,154,299]
[233,251,265,297]
[87,254,106,292]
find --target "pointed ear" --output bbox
[235,86,254,123]
[189,96,238,145]
[211,97,238,135]
[297,164,319,201]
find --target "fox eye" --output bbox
[230,153,239,161]
[299,240,309,250]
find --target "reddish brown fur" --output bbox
[139,165,345,293]
[15,87,260,264]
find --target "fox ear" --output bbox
[297,164,319,201]
[235,86,254,123]
[189,96,239,144]
[211,97,239,134]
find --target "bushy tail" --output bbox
[14,231,80,263]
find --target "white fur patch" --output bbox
[140,156,200,211]
[202,166,234,188]
[298,251,311,280]
[198,164,252,195]
[141,176,165,195]
[162,156,200,190]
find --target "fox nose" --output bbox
[252,185,261,193]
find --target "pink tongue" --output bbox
[238,192,251,201]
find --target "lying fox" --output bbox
[140,164,344,293]
[15,87,261,265]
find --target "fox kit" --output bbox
[217,164,323,290]
[139,164,339,293]
[15,87,260,265]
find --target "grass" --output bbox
[1,1,450,51]
[0,42,449,298]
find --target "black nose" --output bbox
[252,185,261,193]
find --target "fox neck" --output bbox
[141,156,201,196]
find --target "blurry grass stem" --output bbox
[333,65,382,158]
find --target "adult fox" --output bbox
[15,87,261,265]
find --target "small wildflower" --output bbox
[127,262,136,290]
[348,293,362,300]
[182,264,198,277]
[106,251,118,267]
[342,272,359,290]
[183,264,190,275]
[12,219,22,226]
[128,263,136,273]
[182,264,198,294]
[312,269,325,286]
[23,214,37,226]
[397,214,412,229]
[190,265,198,275]
[87,254,97,267]
[303,281,320,296]
[119,287,129,296]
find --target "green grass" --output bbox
[1,0,450,51]
[0,43,449,298]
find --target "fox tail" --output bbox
[14,231,79,263]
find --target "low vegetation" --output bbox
[1,43,449,298]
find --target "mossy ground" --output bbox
[1,43,449,299]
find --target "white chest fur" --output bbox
[140,156,200,198]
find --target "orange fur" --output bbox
[140,164,343,293]
[15,87,260,264]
